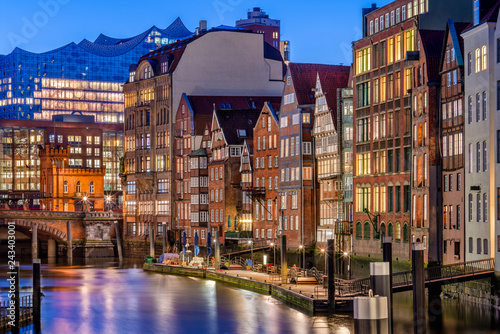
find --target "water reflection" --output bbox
[0,259,352,334]
[0,259,498,334]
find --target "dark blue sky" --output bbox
[0,0,392,65]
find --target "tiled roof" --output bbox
[187,95,282,136]
[318,69,350,126]
[288,63,350,106]
[215,109,261,145]
[419,30,445,82]
[138,34,203,73]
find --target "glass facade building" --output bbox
[0,18,193,122]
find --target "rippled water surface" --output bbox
[0,259,498,333]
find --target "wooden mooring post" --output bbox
[33,259,41,332]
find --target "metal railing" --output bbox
[0,295,33,329]
[336,258,495,296]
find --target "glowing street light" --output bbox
[82,195,88,212]
[321,248,326,273]
[270,242,276,273]
[299,244,304,271]
[105,195,112,211]
[248,239,253,268]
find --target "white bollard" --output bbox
[354,292,389,334]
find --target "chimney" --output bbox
[199,20,207,32]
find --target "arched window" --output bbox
[395,222,401,240]
[76,181,81,193]
[364,221,371,240]
[356,221,362,239]
[477,238,482,254]
[469,237,473,253]
[388,222,393,237]
[89,181,94,194]
[380,222,386,237]
[63,181,68,194]
[483,239,488,255]
[403,223,409,243]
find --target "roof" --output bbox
[188,148,208,157]
[139,28,284,75]
[129,34,203,77]
[464,0,500,31]
[94,18,193,46]
[186,95,282,136]
[215,109,261,145]
[419,30,445,82]
[288,63,351,106]
[317,70,351,125]
[440,20,470,70]
[2,18,194,58]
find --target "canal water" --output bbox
[0,259,499,334]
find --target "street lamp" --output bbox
[248,239,253,268]
[321,248,326,273]
[343,251,351,280]
[270,242,276,273]
[105,195,112,211]
[299,244,304,272]
[82,195,88,212]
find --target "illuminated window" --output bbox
[482,46,487,70]
[476,48,481,73]
[89,181,94,194]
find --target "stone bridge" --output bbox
[0,210,123,258]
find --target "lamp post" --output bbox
[321,248,326,273]
[299,244,304,273]
[105,195,112,212]
[82,195,88,212]
[248,239,253,268]
[270,242,276,273]
[344,251,351,280]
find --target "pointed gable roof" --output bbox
[439,19,470,71]
[185,96,281,136]
[317,70,350,126]
[215,109,261,146]
[288,63,350,106]
[419,30,445,82]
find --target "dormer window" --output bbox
[237,129,247,137]
[129,71,135,82]
[144,66,152,79]
[161,61,168,73]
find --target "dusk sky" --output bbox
[0,0,394,65]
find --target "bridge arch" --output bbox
[0,219,68,242]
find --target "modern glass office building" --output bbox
[0,18,193,122]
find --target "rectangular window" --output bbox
[468,52,472,75]
[483,91,487,120]
[484,141,487,171]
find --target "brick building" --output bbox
[123,28,284,246]
[439,20,469,264]
[39,144,105,212]
[209,109,262,242]
[251,102,281,244]
[174,95,280,245]
[236,7,280,50]
[279,63,346,248]
[0,117,123,211]
[352,0,470,261]
[312,70,350,248]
